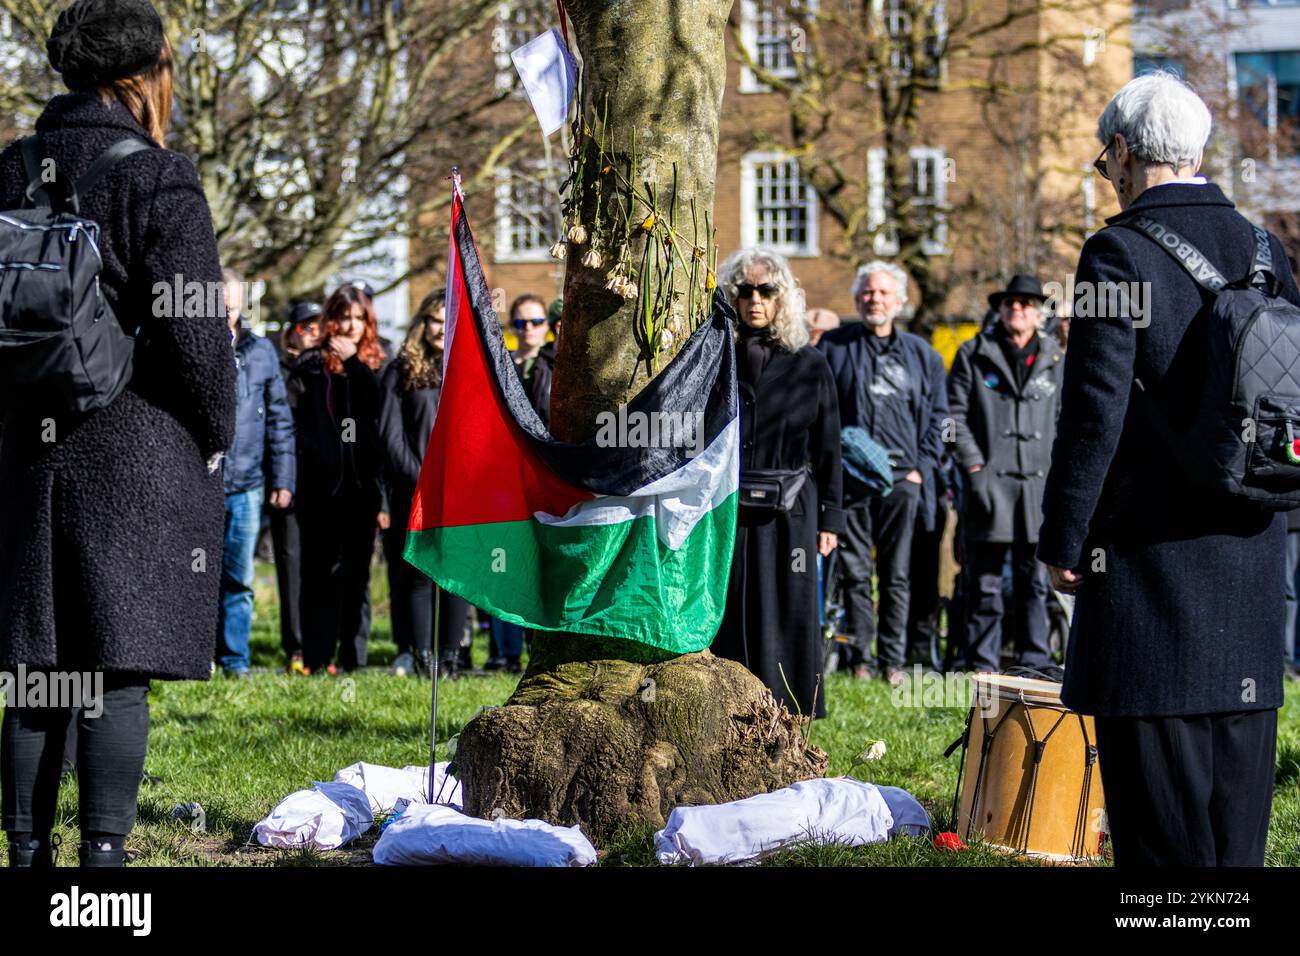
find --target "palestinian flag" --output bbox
[403,184,739,655]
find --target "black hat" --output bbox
[286,302,323,327]
[47,0,164,93]
[988,273,1048,309]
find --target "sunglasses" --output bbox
[1093,137,1115,182]
[736,282,779,300]
[512,317,548,330]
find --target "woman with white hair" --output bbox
[1038,72,1300,866]
[710,247,843,719]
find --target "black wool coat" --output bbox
[378,358,441,519]
[712,341,843,719]
[0,93,236,680]
[948,328,1065,543]
[285,348,383,510]
[1039,183,1300,717]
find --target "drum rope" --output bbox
[1017,701,1069,855]
[966,706,1018,843]
[1072,713,1100,860]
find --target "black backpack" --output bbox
[0,134,150,415]
[1118,214,1300,510]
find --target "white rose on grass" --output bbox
[865,740,887,761]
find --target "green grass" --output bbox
[2,558,1298,866]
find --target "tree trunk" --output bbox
[455,0,828,842]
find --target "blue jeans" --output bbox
[488,616,524,659]
[217,487,263,673]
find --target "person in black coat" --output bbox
[818,262,949,685]
[286,284,386,674]
[1039,73,1300,866]
[948,275,1065,672]
[378,287,470,677]
[270,302,324,673]
[0,6,235,867]
[712,248,844,718]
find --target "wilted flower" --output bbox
[567,223,588,244]
[641,213,656,232]
[706,270,716,291]
[659,327,675,349]
[693,246,705,259]
[582,248,604,269]
[550,240,568,261]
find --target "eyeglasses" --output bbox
[512,317,548,330]
[1093,137,1115,182]
[736,283,779,300]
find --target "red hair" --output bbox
[322,284,385,374]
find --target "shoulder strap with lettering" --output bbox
[1114,215,1228,294]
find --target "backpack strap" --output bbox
[1114,214,1229,293]
[72,138,152,212]
[19,136,53,209]
[16,135,151,215]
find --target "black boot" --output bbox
[7,832,60,868]
[79,837,127,867]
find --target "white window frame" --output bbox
[738,0,815,94]
[493,1,548,95]
[493,163,561,264]
[740,151,820,257]
[872,0,947,83]
[867,145,948,256]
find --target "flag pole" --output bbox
[429,582,441,802]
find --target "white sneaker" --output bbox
[389,652,415,677]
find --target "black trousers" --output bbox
[906,506,944,665]
[2,678,150,838]
[269,503,304,659]
[963,540,1052,671]
[1095,709,1277,866]
[837,481,920,669]
[382,503,468,662]
[298,490,378,671]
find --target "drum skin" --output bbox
[957,676,1106,861]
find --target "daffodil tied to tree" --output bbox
[545,0,732,445]
[551,85,719,377]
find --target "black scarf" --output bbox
[737,323,775,384]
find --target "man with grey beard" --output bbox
[819,262,948,686]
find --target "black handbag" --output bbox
[739,467,809,512]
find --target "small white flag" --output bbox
[511,29,577,137]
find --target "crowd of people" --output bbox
[2,0,1298,870]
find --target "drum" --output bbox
[953,674,1105,861]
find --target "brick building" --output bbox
[411,0,1132,353]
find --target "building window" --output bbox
[494,163,561,262]
[878,0,944,80]
[740,153,819,256]
[738,0,811,93]
[493,1,549,94]
[1235,50,1300,162]
[867,145,948,255]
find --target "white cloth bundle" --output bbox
[653,777,912,865]
[332,762,463,813]
[253,762,464,850]
[372,803,598,867]
[252,781,374,850]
